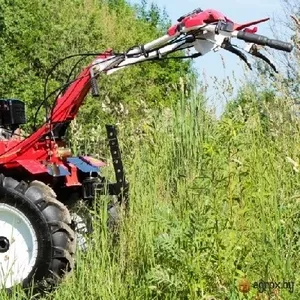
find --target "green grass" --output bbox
[2,87,300,299]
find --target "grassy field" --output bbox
[2,85,300,299]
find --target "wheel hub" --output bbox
[0,203,38,289]
[0,237,9,253]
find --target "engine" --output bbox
[0,99,26,140]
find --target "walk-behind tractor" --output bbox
[0,7,293,292]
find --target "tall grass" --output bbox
[2,84,300,299]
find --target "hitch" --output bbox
[82,125,129,206]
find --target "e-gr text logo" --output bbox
[253,281,295,293]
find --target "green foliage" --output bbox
[1,1,299,299]
[256,0,299,99]
[0,0,194,131]
[3,84,300,299]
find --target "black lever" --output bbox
[248,44,278,73]
[177,7,203,22]
[222,39,252,70]
[90,69,100,97]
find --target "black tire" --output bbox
[68,195,121,251]
[62,177,124,250]
[0,175,76,291]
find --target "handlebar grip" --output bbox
[91,77,100,97]
[237,31,293,52]
[267,39,294,52]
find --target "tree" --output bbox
[0,0,195,133]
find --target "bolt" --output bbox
[0,237,10,253]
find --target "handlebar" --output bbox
[188,23,293,53]
[95,18,294,77]
[237,31,293,52]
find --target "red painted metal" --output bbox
[167,9,269,36]
[16,160,48,174]
[167,24,178,36]
[0,50,114,168]
[183,9,226,28]
[167,9,227,35]
[233,18,270,31]
[0,9,273,178]
[65,163,81,186]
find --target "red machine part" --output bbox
[0,51,114,170]
[167,8,269,36]
[0,8,292,177]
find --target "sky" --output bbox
[129,0,284,114]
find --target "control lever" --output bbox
[90,68,100,97]
[247,44,278,73]
[222,39,252,70]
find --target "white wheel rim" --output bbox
[71,213,88,252]
[0,203,38,289]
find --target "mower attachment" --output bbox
[86,125,129,205]
[81,125,128,206]
[105,124,129,205]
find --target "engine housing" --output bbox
[0,99,26,126]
